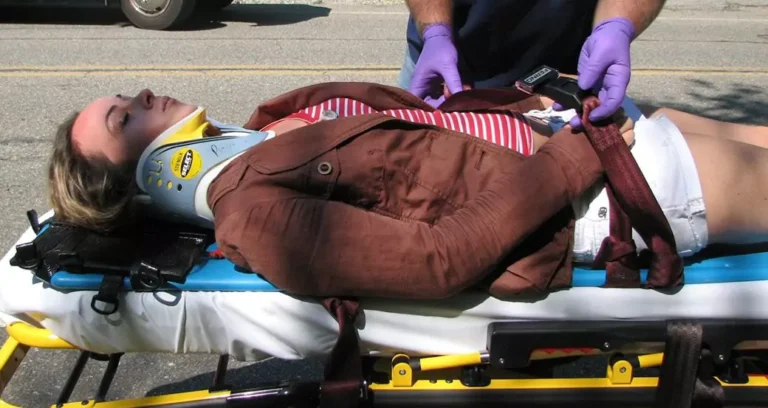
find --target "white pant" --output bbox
[526,97,709,264]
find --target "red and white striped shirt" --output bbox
[267,97,535,156]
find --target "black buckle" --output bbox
[11,242,39,270]
[40,251,84,276]
[26,209,41,234]
[91,274,123,316]
[514,65,592,112]
[130,262,162,290]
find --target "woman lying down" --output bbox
[47,81,768,300]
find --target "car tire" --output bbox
[196,0,234,11]
[121,0,198,30]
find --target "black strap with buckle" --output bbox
[91,274,123,316]
[9,209,215,315]
[514,65,591,112]
[130,262,162,291]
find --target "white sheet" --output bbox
[1,212,765,362]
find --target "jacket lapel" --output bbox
[243,82,435,130]
[438,87,546,113]
[242,81,544,131]
[244,113,397,175]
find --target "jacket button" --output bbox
[317,161,333,175]
[320,110,338,121]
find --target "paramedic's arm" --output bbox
[403,0,464,103]
[215,130,604,299]
[406,0,453,35]
[563,0,666,125]
[594,0,665,38]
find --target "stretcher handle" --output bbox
[5,322,75,349]
[413,352,489,371]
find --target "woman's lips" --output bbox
[162,97,175,111]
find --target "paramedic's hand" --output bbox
[554,17,634,128]
[409,23,464,108]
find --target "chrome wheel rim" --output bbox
[129,0,172,16]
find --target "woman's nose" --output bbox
[135,89,155,109]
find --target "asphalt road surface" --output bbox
[0,0,767,405]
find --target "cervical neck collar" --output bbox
[135,107,273,227]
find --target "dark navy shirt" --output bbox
[405,0,599,88]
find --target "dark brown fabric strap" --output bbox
[593,184,643,287]
[579,96,684,288]
[319,297,364,408]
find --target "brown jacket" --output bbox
[207,82,605,300]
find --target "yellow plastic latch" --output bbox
[608,359,633,385]
[391,353,414,387]
[637,352,664,369]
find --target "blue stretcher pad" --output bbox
[47,242,768,293]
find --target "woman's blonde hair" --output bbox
[47,111,138,231]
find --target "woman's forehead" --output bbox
[72,96,117,147]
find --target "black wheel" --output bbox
[196,0,234,11]
[121,0,198,30]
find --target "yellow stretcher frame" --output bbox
[4,320,768,407]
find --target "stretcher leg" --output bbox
[211,354,229,391]
[94,353,122,402]
[56,351,91,406]
[1,322,345,407]
[0,335,27,408]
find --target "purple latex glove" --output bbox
[409,23,465,108]
[553,17,634,128]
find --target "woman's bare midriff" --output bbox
[261,117,313,135]
[529,95,636,152]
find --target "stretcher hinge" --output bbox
[608,358,634,385]
[607,352,664,385]
[390,352,491,389]
[391,354,414,387]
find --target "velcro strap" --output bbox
[320,297,364,408]
[593,185,642,287]
[580,96,683,289]
[654,322,703,408]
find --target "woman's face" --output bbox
[71,89,198,165]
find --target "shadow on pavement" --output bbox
[195,3,332,29]
[634,77,768,126]
[0,4,130,27]
[145,358,324,397]
[0,3,331,30]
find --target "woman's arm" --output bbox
[214,128,605,299]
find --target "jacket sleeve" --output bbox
[214,129,604,299]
